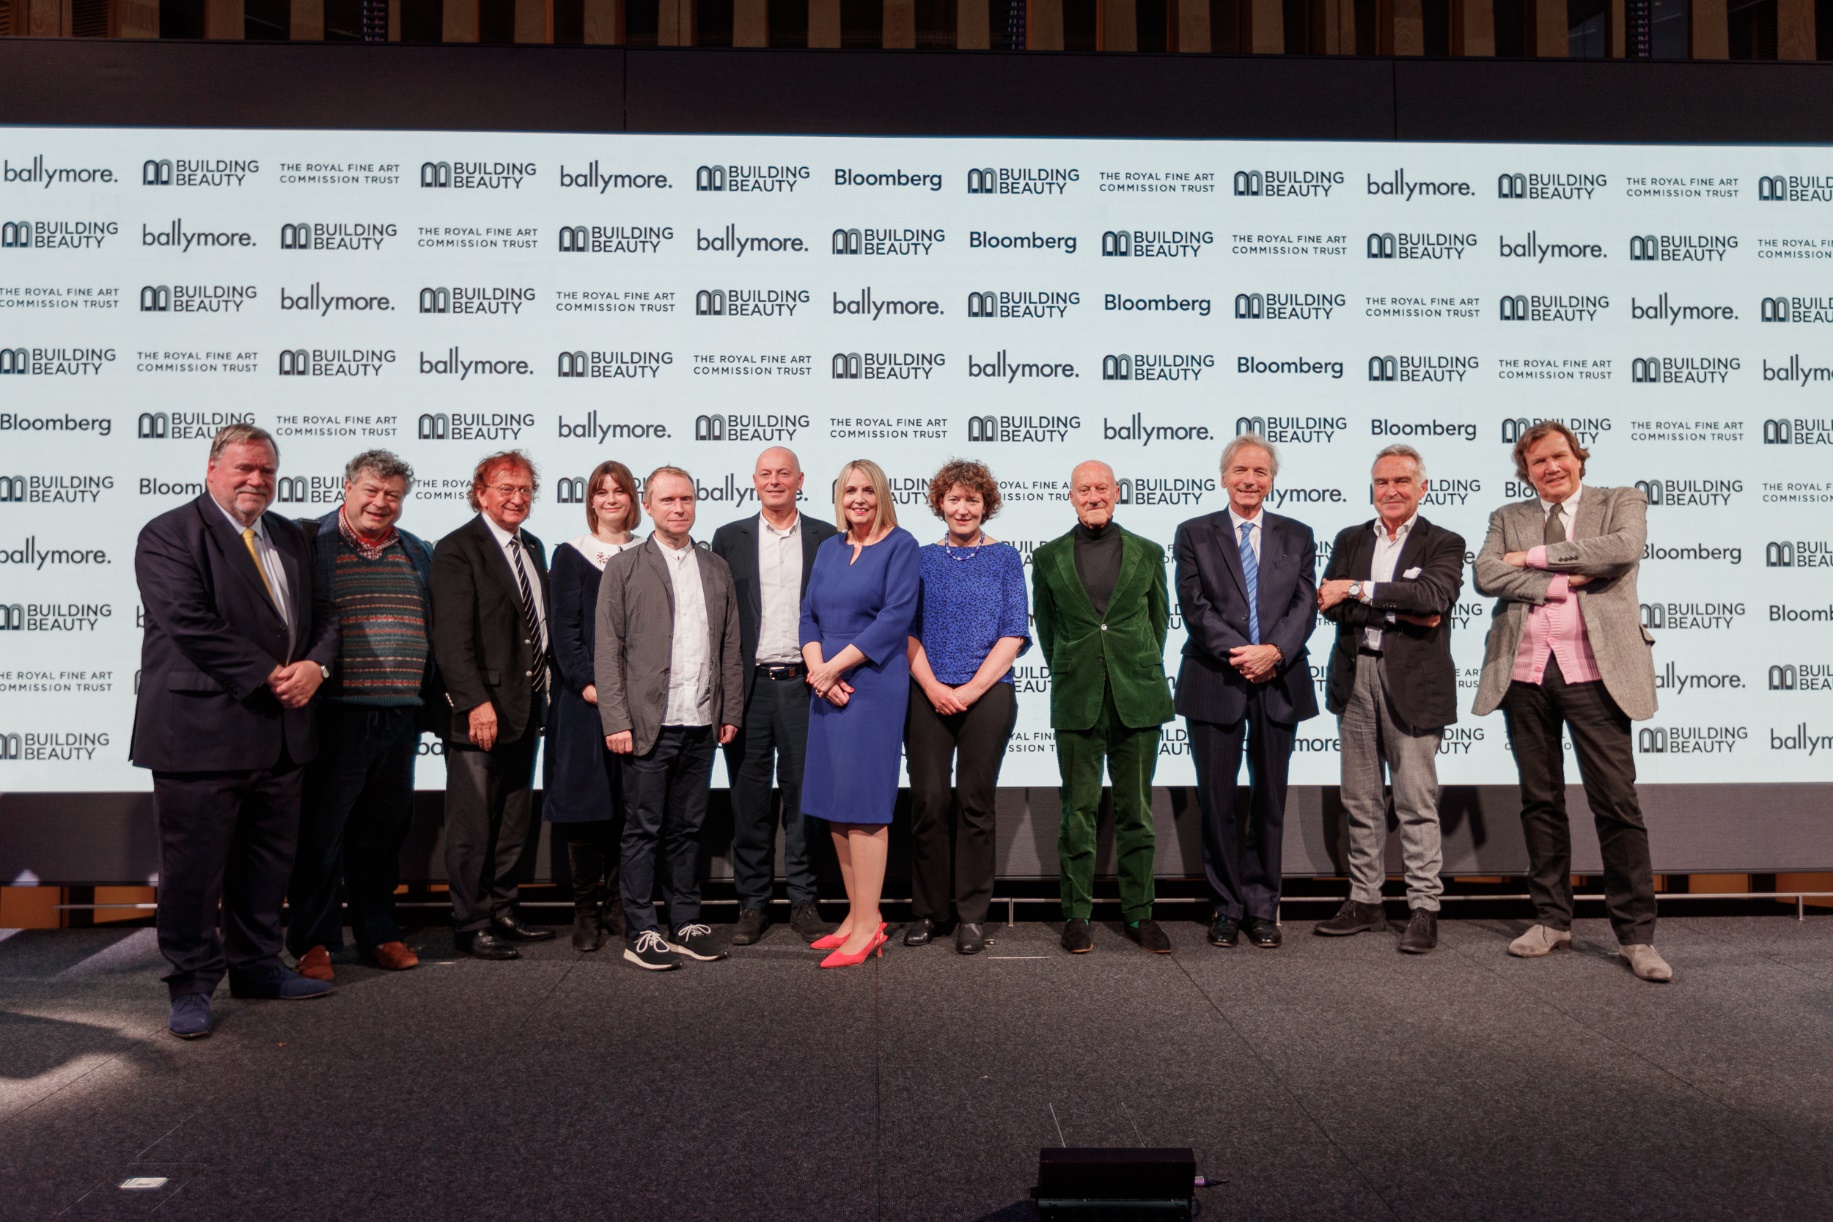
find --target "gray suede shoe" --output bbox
[1508,924,1573,957]
[1620,944,1673,982]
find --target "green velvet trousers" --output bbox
[1054,683,1162,922]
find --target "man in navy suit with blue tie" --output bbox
[133,424,340,1039]
[1173,433,1319,950]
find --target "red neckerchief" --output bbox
[338,506,397,560]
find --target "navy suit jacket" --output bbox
[1172,509,1319,726]
[711,511,838,706]
[131,494,338,772]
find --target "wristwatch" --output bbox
[319,663,332,680]
[1348,581,1364,600]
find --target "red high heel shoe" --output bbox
[812,921,883,952]
[818,928,888,969]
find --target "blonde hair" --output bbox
[833,459,898,541]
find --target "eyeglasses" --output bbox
[490,484,535,499]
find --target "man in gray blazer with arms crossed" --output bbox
[597,466,743,971]
[1474,421,1668,982]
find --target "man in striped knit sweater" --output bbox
[285,450,438,982]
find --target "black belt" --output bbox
[756,662,806,680]
[1357,647,1384,658]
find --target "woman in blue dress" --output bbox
[799,459,921,968]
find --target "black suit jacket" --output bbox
[1320,516,1466,730]
[1173,509,1319,726]
[711,510,838,705]
[429,514,551,745]
[131,494,338,772]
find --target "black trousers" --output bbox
[153,760,303,998]
[724,672,818,910]
[1190,691,1297,922]
[1500,655,1657,945]
[286,703,419,956]
[905,681,1017,925]
[620,725,716,934]
[442,733,540,935]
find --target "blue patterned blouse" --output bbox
[910,540,1033,685]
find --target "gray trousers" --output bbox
[1339,653,1444,911]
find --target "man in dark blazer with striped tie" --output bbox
[1173,433,1319,951]
[132,423,339,1039]
[431,450,555,960]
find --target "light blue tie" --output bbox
[1238,522,1260,645]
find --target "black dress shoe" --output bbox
[460,930,521,961]
[1243,917,1282,949]
[1398,908,1438,954]
[1128,919,1173,955]
[955,922,985,955]
[904,917,935,947]
[1207,912,1239,947]
[1315,899,1387,937]
[491,913,555,943]
[1061,918,1093,954]
[789,902,834,942]
[571,910,606,952]
[731,908,769,946]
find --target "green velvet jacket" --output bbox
[1031,523,1176,733]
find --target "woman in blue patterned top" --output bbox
[905,459,1031,955]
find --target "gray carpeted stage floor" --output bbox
[3,914,1832,1220]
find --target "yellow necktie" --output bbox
[241,527,281,612]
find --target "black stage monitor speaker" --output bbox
[1032,1147,1199,1221]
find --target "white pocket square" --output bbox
[1403,566,1422,579]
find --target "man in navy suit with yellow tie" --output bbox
[1173,433,1319,950]
[132,424,339,1039]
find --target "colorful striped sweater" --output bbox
[328,534,430,706]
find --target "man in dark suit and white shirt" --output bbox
[711,447,838,946]
[430,450,555,960]
[132,423,339,1039]
[1315,444,1465,954]
[1174,433,1319,951]
[598,467,744,971]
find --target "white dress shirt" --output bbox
[481,512,548,645]
[1359,514,1418,651]
[755,512,804,666]
[657,535,712,726]
[1227,505,1264,563]
[213,496,295,655]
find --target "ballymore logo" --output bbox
[965,167,1078,196]
[1629,356,1739,384]
[139,285,256,314]
[281,284,392,316]
[1365,171,1473,200]
[1760,295,1833,323]
[1367,355,1479,383]
[278,222,396,252]
[966,351,1077,382]
[418,348,533,379]
[1365,232,1477,260]
[0,346,112,376]
[1,220,115,250]
[1629,294,1737,323]
[143,220,255,252]
[965,415,1079,444]
[557,351,672,379]
[832,289,944,319]
[695,225,808,256]
[966,290,1078,320]
[1629,234,1737,262]
[1757,174,1833,203]
[696,289,808,318]
[557,225,672,254]
[695,164,809,193]
[1233,292,1344,320]
[830,352,944,381]
[556,412,671,443]
[142,158,257,187]
[419,160,535,189]
[1762,356,1833,386]
[1103,414,1213,447]
[1633,477,1742,507]
[1496,172,1606,200]
[1101,353,1213,382]
[1101,230,1214,258]
[1,157,115,188]
[1232,169,1343,198]
[276,349,395,377]
[419,286,534,316]
[1762,417,1833,444]
[830,228,943,256]
[557,162,671,192]
[1498,232,1607,262]
[1498,294,1608,322]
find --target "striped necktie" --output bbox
[1238,521,1260,645]
[508,537,546,694]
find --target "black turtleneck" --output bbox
[1073,520,1122,616]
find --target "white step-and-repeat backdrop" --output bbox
[3,127,1830,792]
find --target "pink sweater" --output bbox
[1511,545,1604,685]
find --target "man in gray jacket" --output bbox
[1473,422,1667,982]
[596,466,743,971]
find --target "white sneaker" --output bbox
[1620,944,1673,982]
[1508,924,1573,957]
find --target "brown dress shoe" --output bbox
[366,941,419,971]
[296,945,335,982]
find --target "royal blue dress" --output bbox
[799,528,922,825]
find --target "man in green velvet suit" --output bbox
[1032,460,1177,956]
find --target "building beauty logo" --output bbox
[829,352,944,380]
[0,475,111,504]
[136,410,251,440]
[1366,232,1477,260]
[1115,474,1215,505]
[1761,295,1833,323]
[139,285,256,314]
[1233,292,1344,320]
[1499,233,1607,262]
[1500,416,1609,445]
[1640,601,1742,630]
[830,228,943,256]
[965,167,1078,196]
[557,162,671,192]
[1232,169,1342,198]
[1630,356,1738,383]
[0,347,112,376]
[419,160,534,189]
[278,222,395,252]
[1757,175,1833,202]
[831,289,943,319]
[1766,541,1833,567]
[1236,414,1345,444]
[1368,355,1479,383]
[1,220,116,250]
[0,602,110,631]
[1762,417,1833,444]
[1498,294,1608,322]
[966,290,1078,320]
[418,286,534,315]
[0,730,110,760]
[696,165,809,193]
[276,349,394,377]
[1637,725,1746,754]
[1101,354,1213,382]
[143,158,257,187]
[1629,234,1737,262]
[1497,172,1606,200]
[1633,477,1742,507]
[697,289,808,318]
[416,412,534,441]
[557,225,672,253]
[966,415,1079,443]
[1100,230,1214,258]
[1,157,115,188]
[694,413,807,442]
[556,351,671,378]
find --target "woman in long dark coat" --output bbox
[543,460,641,951]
